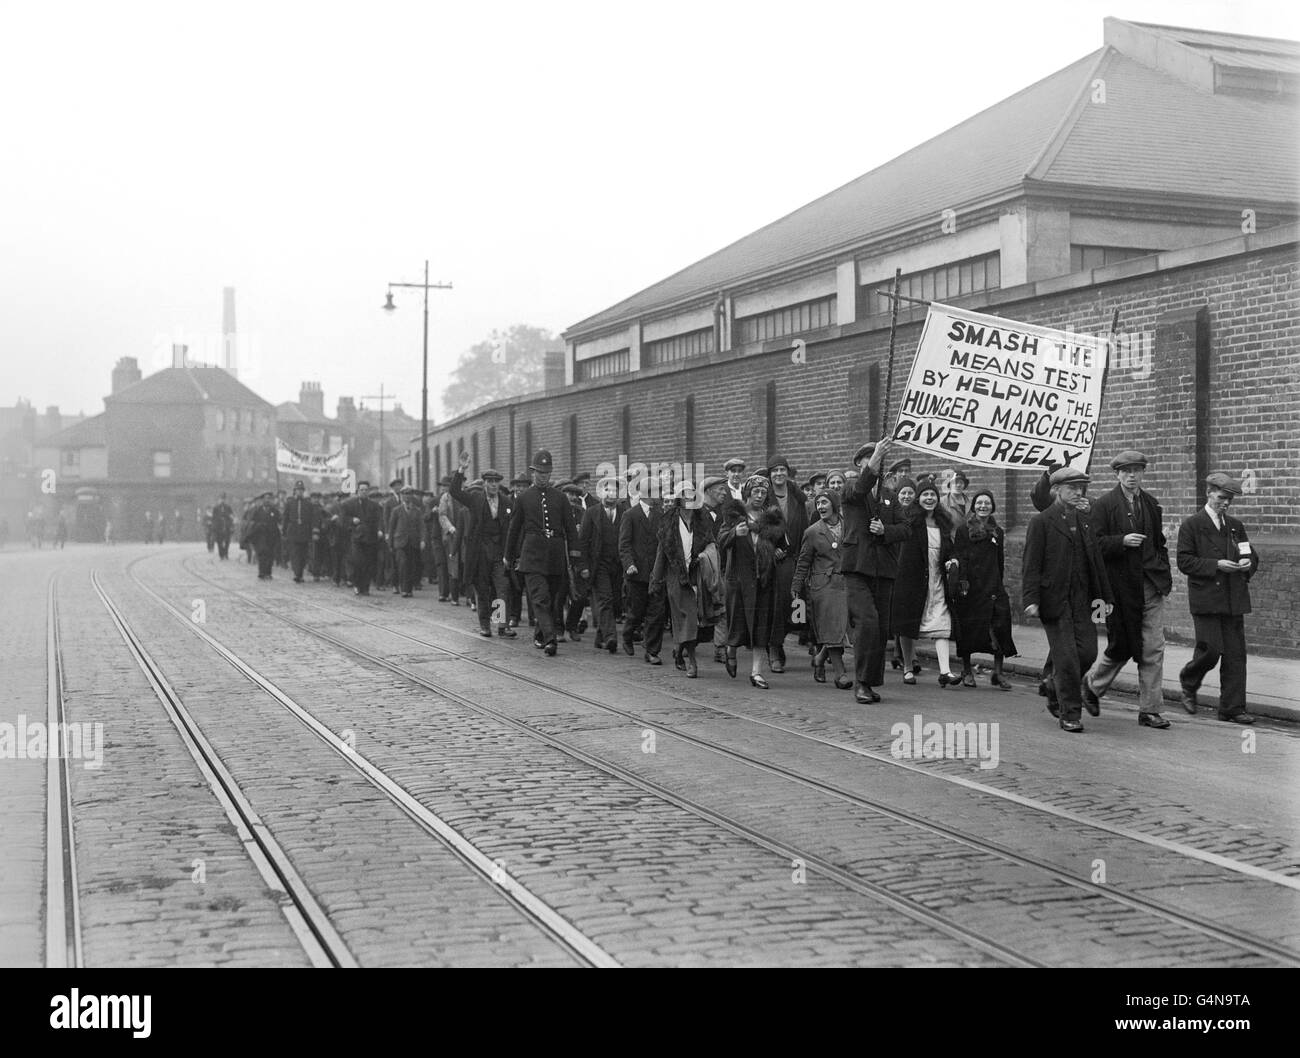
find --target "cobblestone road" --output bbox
[3,543,1296,967]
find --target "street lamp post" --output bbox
[382,261,452,491]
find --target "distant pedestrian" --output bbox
[1176,473,1259,725]
[104,519,114,545]
[54,514,68,549]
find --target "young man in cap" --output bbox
[724,458,747,502]
[451,451,515,636]
[504,450,587,655]
[1022,468,1113,732]
[1083,451,1174,728]
[572,472,598,511]
[1176,473,1260,724]
[341,481,384,595]
[282,480,319,584]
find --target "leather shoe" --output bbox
[478,627,493,637]
[1082,678,1101,717]
[749,673,769,689]
[673,647,686,671]
[1059,718,1084,733]
[1220,712,1255,724]
[606,640,617,654]
[685,655,698,678]
[1040,680,1060,717]
[1138,712,1171,728]
[854,685,881,704]
[645,654,662,666]
[543,640,558,656]
[769,657,785,674]
[1179,685,1198,714]
[621,637,635,657]
[725,649,737,679]
[498,625,517,638]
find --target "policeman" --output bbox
[504,450,586,655]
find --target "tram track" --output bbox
[166,552,1300,967]
[95,565,615,968]
[44,573,84,968]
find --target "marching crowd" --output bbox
[210,439,1262,734]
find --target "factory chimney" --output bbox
[222,287,238,377]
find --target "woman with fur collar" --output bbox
[650,497,716,678]
[716,475,789,688]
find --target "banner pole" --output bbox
[876,267,902,499]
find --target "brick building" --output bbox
[406,19,1300,652]
[276,382,421,489]
[34,353,277,541]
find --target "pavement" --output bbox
[913,622,1298,723]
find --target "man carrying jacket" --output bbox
[1023,467,1113,733]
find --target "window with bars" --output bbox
[574,349,630,382]
[643,327,714,367]
[861,253,1001,317]
[1070,245,1159,273]
[735,295,837,346]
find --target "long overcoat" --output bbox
[716,499,786,650]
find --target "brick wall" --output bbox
[421,238,1300,652]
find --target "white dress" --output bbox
[917,526,952,639]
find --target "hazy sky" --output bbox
[3,0,1297,425]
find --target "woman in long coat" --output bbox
[954,489,1018,689]
[792,491,853,689]
[893,477,962,686]
[651,498,715,678]
[717,475,788,688]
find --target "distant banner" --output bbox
[891,303,1109,471]
[275,439,349,479]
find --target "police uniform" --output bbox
[503,451,585,654]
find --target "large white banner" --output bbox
[275,438,349,479]
[891,303,1109,471]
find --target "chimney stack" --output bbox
[222,287,238,377]
[172,344,189,369]
[112,356,142,394]
[299,381,325,419]
[45,406,61,435]
[337,396,356,424]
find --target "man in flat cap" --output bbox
[1176,473,1260,724]
[437,474,464,604]
[250,491,282,580]
[1022,467,1113,732]
[724,458,747,502]
[451,451,515,636]
[282,480,319,584]
[341,480,384,595]
[505,450,587,656]
[386,486,425,597]
[1082,451,1174,728]
[841,438,910,703]
[572,471,599,511]
[579,475,624,652]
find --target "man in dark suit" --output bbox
[387,486,426,597]
[249,492,282,580]
[1022,467,1113,732]
[212,493,234,560]
[451,452,514,636]
[1083,451,1174,728]
[504,450,585,655]
[841,439,910,703]
[1176,473,1259,724]
[378,479,403,593]
[618,476,667,663]
[572,472,599,512]
[580,476,623,652]
[505,476,529,628]
[341,481,384,595]
[282,480,319,584]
